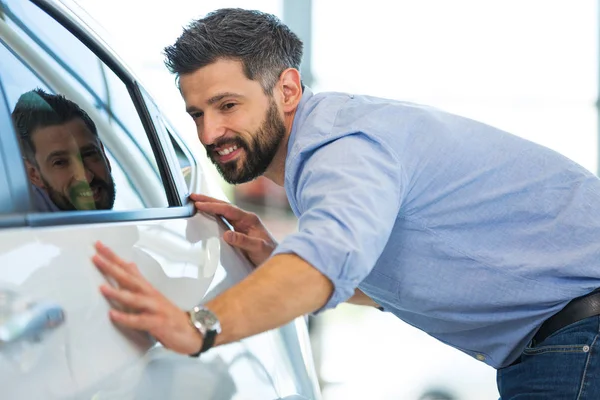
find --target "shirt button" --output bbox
[475,354,486,361]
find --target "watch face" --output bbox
[192,307,221,333]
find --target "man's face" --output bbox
[179,59,286,184]
[28,118,115,211]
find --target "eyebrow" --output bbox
[79,144,100,154]
[45,150,70,163]
[186,92,245,113]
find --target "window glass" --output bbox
[169,131,194,191]
[0,0,168,212]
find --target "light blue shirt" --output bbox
[272,87,600,368]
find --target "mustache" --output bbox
[89,177,111,192]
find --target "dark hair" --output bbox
[11,88,98,164]
[163,8,303,94]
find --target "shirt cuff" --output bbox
[272,233,364,314]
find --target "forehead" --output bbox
[31,118,97,154]
[179,59,264,107]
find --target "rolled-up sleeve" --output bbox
[272,132,404,312]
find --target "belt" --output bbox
[532,288,600,346]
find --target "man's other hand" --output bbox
[190,193,277,267]
[92,241,203,355]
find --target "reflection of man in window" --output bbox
[12,89,115,211]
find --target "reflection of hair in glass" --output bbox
[11,88,98,164]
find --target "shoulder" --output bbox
[290,92,438,156]
[30,185,60,212]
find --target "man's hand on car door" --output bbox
[92,241,204,355]
[190,193,277,267]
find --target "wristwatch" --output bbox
[188,305,221,357]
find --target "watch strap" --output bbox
[189,328,216,358]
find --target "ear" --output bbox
[277,68,302,113]
[25,160,45,188]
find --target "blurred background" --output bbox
[73,1,598,398]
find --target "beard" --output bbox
[43,175,116,211]
[207,99,286,184]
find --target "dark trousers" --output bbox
[497,315,600,399]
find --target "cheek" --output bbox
[44,172,70,193]
[196,126,205,144]
[82,155,106,170]
[90,160,110,176]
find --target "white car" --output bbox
[0,0,321,399]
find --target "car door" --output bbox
[0,1,320,399]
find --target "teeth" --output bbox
[218,145,238,156]
[80,191,93,197]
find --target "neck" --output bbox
[264,107,297,186]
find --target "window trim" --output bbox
[130,83,181,206]
[32,0,133,89]
[138,85,190,205]
[0,76,29,225]
[27,203,195,227]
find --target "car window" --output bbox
[169,130,195,192]
[0,0,169,212]
[136,84,197,198]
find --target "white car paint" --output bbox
[0,214,309,399]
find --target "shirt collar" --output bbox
[287,86,314,157]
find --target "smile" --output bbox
[215,145,242,163]
[217,145,238,156]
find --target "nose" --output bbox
[72,155,94,183]
[199,112,225,146]
[84,165,94,183]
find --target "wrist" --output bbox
[186,311,204,354]
[187,305,221,357]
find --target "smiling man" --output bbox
[92,8,600,399]
[181,60,289,186]
[12,89,116,211]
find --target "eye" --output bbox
[190,111,204,120]
[221,103,236,111]
[52,158,69,168]
[82,149,101,160]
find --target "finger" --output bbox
[93,253,145,292]
[189,193,228,204]
[100,284,157,312]
[194,201,247,223]
[94,242,140,276]
[108,309,155,331]
[224,231,266,252]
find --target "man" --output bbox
[12,89,116,211]
[92,8,600,398]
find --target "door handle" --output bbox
[0,290,65,345]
